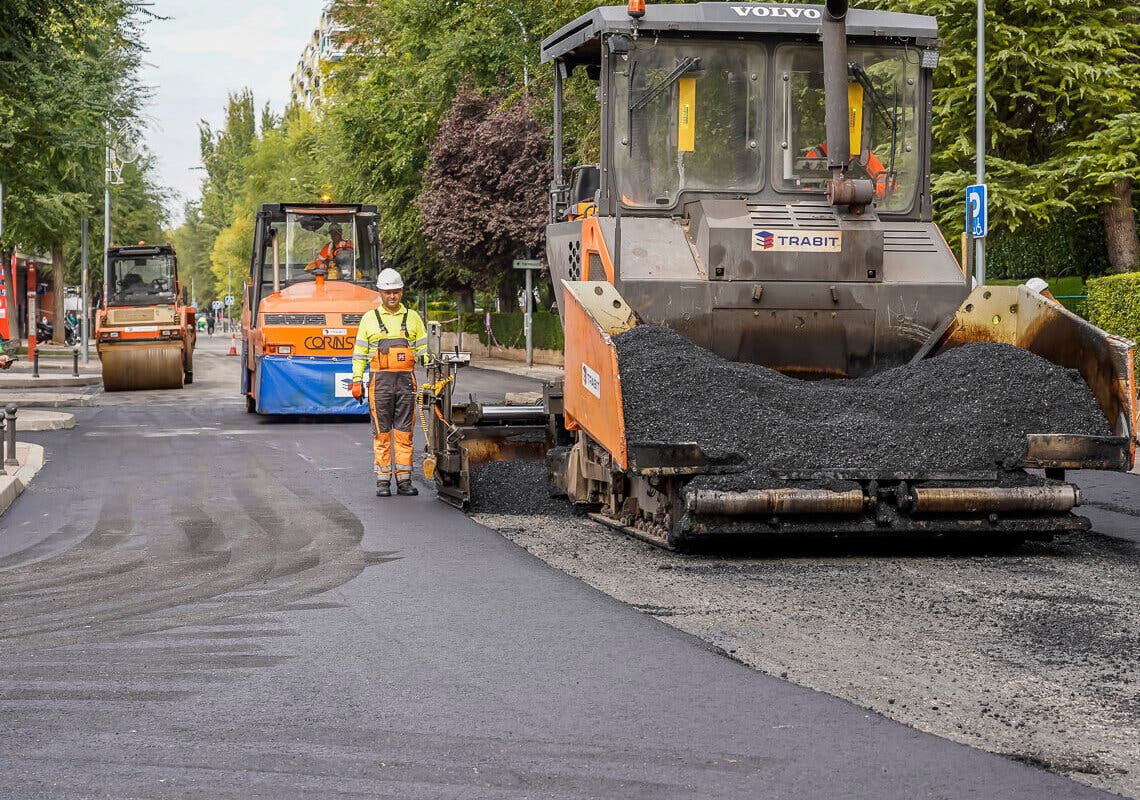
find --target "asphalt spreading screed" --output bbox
[613,325,1110,475]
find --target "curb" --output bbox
[0,393,97,408]
[0,443,46,516]
[0,376,101,388]
[15,411,75,431]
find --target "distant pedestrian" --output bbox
[206,314,215,335]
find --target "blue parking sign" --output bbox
[966,184,987,238]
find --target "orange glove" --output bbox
[350,380,364,403]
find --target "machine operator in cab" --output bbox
[350,268,429,497]
[305,222,354,280]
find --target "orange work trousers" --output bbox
[368,370,415,480]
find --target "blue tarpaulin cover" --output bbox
[256,356,369,415]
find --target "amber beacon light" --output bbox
[628,0,645,19]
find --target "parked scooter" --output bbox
[34,317,79,345]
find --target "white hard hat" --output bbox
[376,268,404,290]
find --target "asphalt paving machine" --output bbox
[423,1,1137,548]
[97,243,196,391]
[241,202,383,414]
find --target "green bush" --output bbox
[1086,272,1140,385]
[478,311,564,352]
[984,214,1110,280]
[1086,272,1140,345]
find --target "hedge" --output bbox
[478,311,565,352]
[1086,272,1140,345]
[984,214,1110,280]
[425,309,482,336]
[1086,272,1140,383]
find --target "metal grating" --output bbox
[883,228,939,253]
[341,313,363,325]
[263,313,327,325]
[748,203,840,230]
[567,240,582,280]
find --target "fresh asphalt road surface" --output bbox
[0,337,1125,798]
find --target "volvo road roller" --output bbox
[421,1,1137,549]
[97,243,196,391]
[241,202,383,414]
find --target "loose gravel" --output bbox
[615,326,1110,473]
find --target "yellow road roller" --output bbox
[97,243,196,391]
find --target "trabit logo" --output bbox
[755,230,775,250]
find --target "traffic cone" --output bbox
[227,333,238,356]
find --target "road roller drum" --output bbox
[100,344,185,391]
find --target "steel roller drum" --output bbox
[100,344,184,391]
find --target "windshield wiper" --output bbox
[848,62,900,180]
[630,56,702,112]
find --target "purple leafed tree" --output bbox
[418,88,550,306]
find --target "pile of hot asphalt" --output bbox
[614,325,1110,476]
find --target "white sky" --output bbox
[140,0,326,223]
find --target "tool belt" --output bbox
[370,309,415,371]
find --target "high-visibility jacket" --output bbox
[306,240,354,279]
[352,303,428,380]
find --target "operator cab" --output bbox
[545,3,936,220]
[108,246,177,307]
[248,203,382,315]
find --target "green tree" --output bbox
[0,0,154,341]
[867,0,1140,272]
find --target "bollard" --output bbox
[32,350,39,378]
[4,406,17,469]
[72,347,79,377]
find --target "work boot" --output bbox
[376,479,391,497]
[396,480,419,497]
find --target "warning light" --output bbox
[319,193,333,204]
[628,0,645,18]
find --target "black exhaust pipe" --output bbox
[822,0,874,209]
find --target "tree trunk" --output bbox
[1104,177,1139,274]
[498,274,519,312]
[52,241,65,344]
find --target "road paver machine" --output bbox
[97,243,196,391]
[424,1,1137,548]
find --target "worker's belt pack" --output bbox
[371,341,415,371]
[371,309,415,371]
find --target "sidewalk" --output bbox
[0,346,101,407]
[0,442,46,516]
[469,356,564,381]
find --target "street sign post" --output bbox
[512,259,543,367]
[966,183,987,286]
[212,300,223,311]
[966,184,987,239]
[224,294,234,307]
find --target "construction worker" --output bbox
[350,268,429,497]
[306,222,354,279]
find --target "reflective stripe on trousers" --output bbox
[368,370,414,478]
